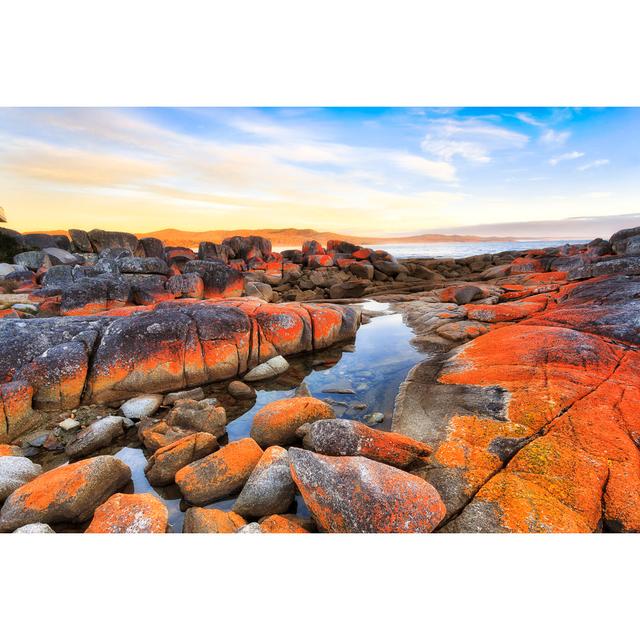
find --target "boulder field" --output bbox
[392,228,640,532]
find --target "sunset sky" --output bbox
[1,107,638,237]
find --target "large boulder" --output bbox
[43,247,81,266]
[85,493,168,533]
[250,397,335,447]
[175,438,263,505]
[116,256,169,275]
[222,236,271,261]
[289,448,446,533]
[166,273,204,299]
[60,276,130,315]
[14,250,52,271]
[297,419,432,469]
[609,226,640,254]
[69,229,93,253]
[139,237,165,259]
[145,432,219,485]
[198,241,232,263]
[232,446,295,518]
[0,456,42,500]
[183,261,245,298]
[166,400,227,438]
[88,229,139,254]
[0,456,131,531]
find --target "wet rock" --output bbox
[120,394,163,419]
[364,412,384,425]
[175,438,263,505]
[228,380,256,400]
[289,448,446,533]
[85,493,168,533]
[250,397,335,447]
[244,355,290,381]
[166,400,227,438]
[13,522,55,533]
[297,419,432,468]
[138,420,197,451]
[182,507,247,533]
[145,432,219,486]
[258,514,310,533]
[233,446,295,518]
[0,456,42,500]
[0,455,131,531]
[164,387,205,405]
[65,416,125,459]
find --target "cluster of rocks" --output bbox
[391,226,640,533]
[0,392,444,533]
[0,228,437,318]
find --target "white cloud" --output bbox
[586,191,612,198]
[515,112,544,127]
[391,153,456,182]
[578,159,610,171]
[420,118,528,164]
[549,151,584,166]
[540,129,570,146]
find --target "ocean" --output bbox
[275,239,588,260]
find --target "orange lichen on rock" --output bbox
[175,438,263,505]
[85,492,168,533]
[465,299,547,323]
[182,507,247,533]
[251,397,335,447]
[0,455,131,531]
[0,444,22,456]
[259,514,309,533]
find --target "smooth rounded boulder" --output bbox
[120,394,163,419]
[144,432,219,486]
[85,493,168,533]
[175,438,263,505]
[297,419,433,469]
[65,416,125,459]
[232,446,295,518]
[250,397,335,447]
[182,507,247,533]
[0,456,42,500]
[0,456,131,531]
[288,448,446,533]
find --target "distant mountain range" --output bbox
[26,227,516,247]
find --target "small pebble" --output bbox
[364,412,385,425]
[58,418,80,431]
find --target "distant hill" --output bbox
[27,227,516,247]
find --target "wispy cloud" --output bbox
[420,117,528,164]
[578,158,610,171]
[540,129,571,146]
[515,112,544,127]
[549,151,584,166]
[586,191,612,198]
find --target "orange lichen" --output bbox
[85,493,168,533]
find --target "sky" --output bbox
[0,107,639,238]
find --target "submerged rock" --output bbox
[175,438,263,505]
[228,380,256,399]
[250,397,335,447]
[288,448,446,533]
[232,446,295,519]
[0,456,131,531]
[85,493,168,533]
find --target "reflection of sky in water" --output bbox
[46,309,423,533]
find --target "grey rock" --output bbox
[237,522,263,533]
[233,446,295,518]
[69,229,93,253]
[228,380,257,400]
[13,522,56,533]
[164,387,205,405]
[244,355,290,381]
[120,394,163,419]
[42,247,81,266]
[65,416,125,458]
[14,251,52,270]
[116,256,169,275]
[0,457,42,500]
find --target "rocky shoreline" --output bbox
[1,224,639,533]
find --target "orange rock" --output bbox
[145,432,219,485]
[297,419,432,468]
[352,248,372,260]
[138,420,198,451]
[0,455,131,531]
[289,448,446,533]
[307,255,334,268]
[85,493,168,533]
[175,438,263,505]
[465,299,547,323]
[259,514,309,533]
[182,507,247,533]
[251,397,335,447]
[510,257,544,273]
[0,444,22,456]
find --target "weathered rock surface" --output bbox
[65,416,125,458]
[0,456,131,531]
[12,522,55,533]
[289,448,446,533]
[244,355,289,381]
[85,493,168,533]
[175,438,263,505]
[258,514,309,533]
[232,446,295,518]
[297,419,432,468]
[145,432,219,485]
[120,394,163,419]
[0,456,42,500]
[250,397,335,447]
[182,507,247,533]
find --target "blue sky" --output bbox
[0,107,638,236]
